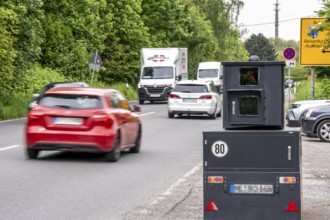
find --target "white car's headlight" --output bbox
[138,84,144,89]
[167,84,173,88]
[305,109,315,117]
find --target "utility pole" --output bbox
[274,0,280,39]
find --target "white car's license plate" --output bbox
[53,117,83,125]
[183,98,197,103]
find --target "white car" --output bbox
[286,99,330,127]
[168,80,222,119]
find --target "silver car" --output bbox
[286,99,330,127]
[168,80,222,119]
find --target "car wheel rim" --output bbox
[320,123,330,141]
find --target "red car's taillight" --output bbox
[28,110,44,121]
[169,94,181,99]
[199,95,212,99]
[92,112,113,127]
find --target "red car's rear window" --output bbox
[39,94,103,109]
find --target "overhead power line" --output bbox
[238,15,317,28]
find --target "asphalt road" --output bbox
[0,102,222,220]
[1,102,329,220]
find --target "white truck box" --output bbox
[137,48,188,104]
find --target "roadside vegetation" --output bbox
[293,77,330,102]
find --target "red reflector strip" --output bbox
[286,200,299,212]
[208,176,224,183]
[205,199,218,211]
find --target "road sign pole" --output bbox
[288,68,291,107]
[90,50,98,85]
[310,67,315,99]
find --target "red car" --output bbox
[25,87,142,162]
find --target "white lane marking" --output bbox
[148,162,202,207]
[0,118,26,123]
[0,145,20,151]
[138,112,155,117]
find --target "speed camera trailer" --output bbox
[203,57,302,219]
[221,60,285,129]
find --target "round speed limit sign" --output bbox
[211,141,228,158]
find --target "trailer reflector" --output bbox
[286,200,299,212]
[279,177,297,184]
[205,199,218,211]
[208,176,224,183]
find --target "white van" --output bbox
[197,62,222,90]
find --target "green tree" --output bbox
[195,0,247,61]
[4,0,47,93]
[318,0,330,47]
[181,2,218,78]
[40,0,108,81]
[244,33,277,61]
[0,6,19,90]
[101,0,150,85]
[141,0,187,47]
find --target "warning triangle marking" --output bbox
[205,199,218,211]
[286,200,299,212]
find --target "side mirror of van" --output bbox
[134,75,140,83]
[176,75,182,81]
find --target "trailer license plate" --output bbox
[229,184,274,195]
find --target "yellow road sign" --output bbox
[300,17,330,66]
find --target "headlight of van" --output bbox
[305,109,315,117]
[167,83,173,88]
[138,83,144,88]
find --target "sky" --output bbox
[237,0,323,41]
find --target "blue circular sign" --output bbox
[283,47,296,60]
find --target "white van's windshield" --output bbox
[142,67,173,79]
[198,69,218,78]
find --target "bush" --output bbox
[11,64,70,95]
[0,93,30,120]
[92,81,138,100]
[318,78,330,99]
[293,77,330,102]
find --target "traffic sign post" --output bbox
[300,18,330,66]
[283,47,296,107]
[299,18,330,99]
[89,50,102,85]
[283,47,296,60]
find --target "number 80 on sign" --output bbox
[211,141,228,158]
